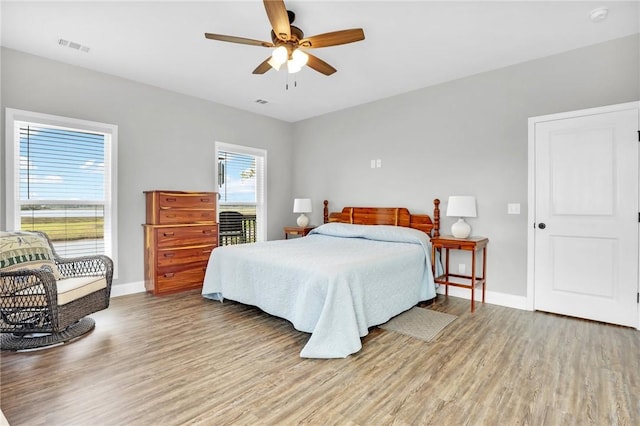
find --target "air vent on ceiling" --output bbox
[58,38,90,53]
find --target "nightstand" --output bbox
[284,226,315,239]
[431,235,488,312]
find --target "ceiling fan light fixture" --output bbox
[267,57,282,71]
[287,49,308,73]
[291,49,308,67]
[287,60,302,74]
[271,46,288,65]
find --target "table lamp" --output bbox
[293,198,312,227]
[446,196,477,238]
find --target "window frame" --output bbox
[4,108,119,277]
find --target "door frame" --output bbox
[526,101,640,330]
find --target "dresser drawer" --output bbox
[155,263,208,294]
[145,191,217,225]
[156,225,218,248]
[157,245,214,268]
[157,192,216,209]
[158,209,215,225]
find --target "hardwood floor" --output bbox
[1,291,638,425]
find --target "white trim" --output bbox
[527,101,640,330]
[4,107,119,278]
[110,281,146,298]
[0,408,9,426]
[527,101,640,123]
[526,112,537,311]
[436,286,530,311]
[215,141,267,243]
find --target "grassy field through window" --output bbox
[21,217,104,241]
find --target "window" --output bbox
[215,142,266,244]
[5,108,118,275]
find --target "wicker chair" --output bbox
[0,231,113,350]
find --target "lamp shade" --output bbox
[293,198,312,213]
[446,196,476,238]
[446,196,477,218]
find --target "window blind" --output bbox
[17,123,111,258]
[218,150,257,204]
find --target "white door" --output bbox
[531,103,639,327]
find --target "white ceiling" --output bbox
[2,1,639,122]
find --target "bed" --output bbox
[202,199,441,358]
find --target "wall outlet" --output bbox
[376,159,382,168]
[458,264,466,274]
[370,159,376,169]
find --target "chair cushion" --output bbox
[4,276,107,307]
[56,276,107,305]
[0,231,62,279]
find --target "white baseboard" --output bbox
[110,281,146,298]
[111,281,529,309]
[436,285,530,311]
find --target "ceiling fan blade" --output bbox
[306,53,337,76]
[263,0,291,41]
[253,57,273,74]
[205,33,274,48]
[299,28,365,48]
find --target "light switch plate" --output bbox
[507,203,521,214]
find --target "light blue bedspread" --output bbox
[202,223,437,358]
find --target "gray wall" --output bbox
[1,47,294,287]
[292,34,640,298]
[2,34,639,297]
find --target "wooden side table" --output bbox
[431,235,488,312]
[284,226,315,239]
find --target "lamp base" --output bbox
[451,218,471,239]
[297,213,309,227]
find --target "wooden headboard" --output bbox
[322,199,440,238]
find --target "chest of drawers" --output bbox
[143,191,218,295]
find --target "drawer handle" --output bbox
[163,232,175,237]
[163,253,175,258]
[164,272,175,278]
[202,229,212,234]
[202,249,213,254]
[166,214,176,218]
[165,198,177,202]
[201,198,210,202]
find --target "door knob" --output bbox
[538,223,546,229]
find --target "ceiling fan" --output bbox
[204,0,365,76]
